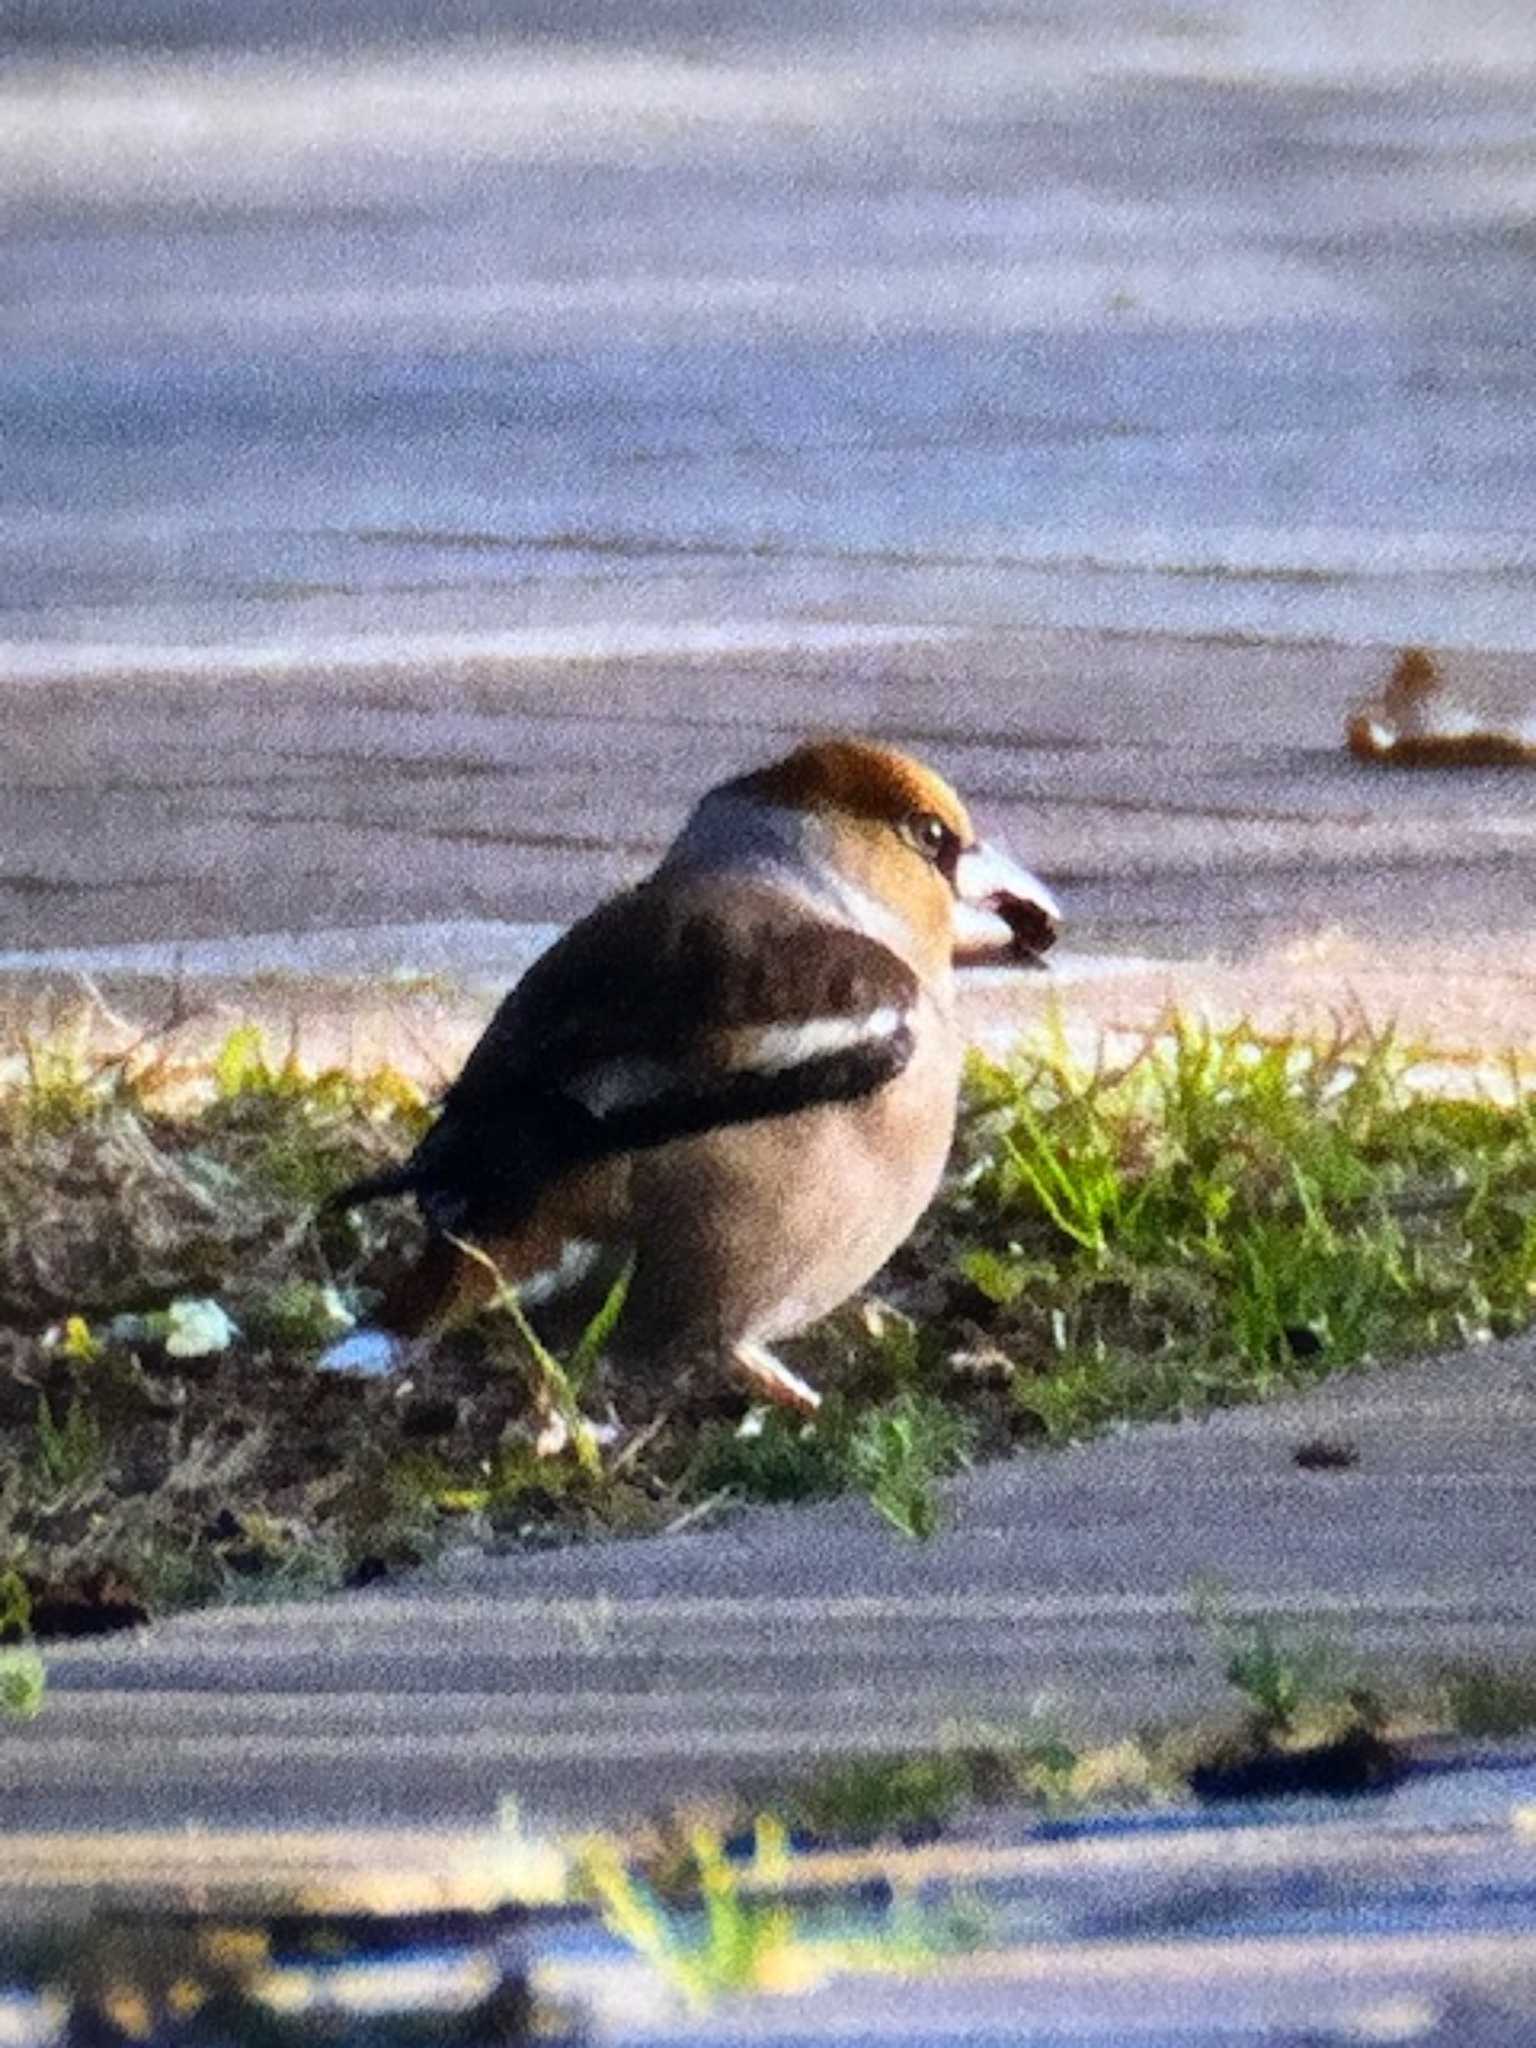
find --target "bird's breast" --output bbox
[616,987,964,1353]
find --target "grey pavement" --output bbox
[9,7,1536,2030]
[9,0,1536,982]
[5,1333,1535,1837]
[6,0,1536,678]
[10,629,1536,973]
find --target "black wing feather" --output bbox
[330,880,919,1234]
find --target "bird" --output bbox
[318,735,1061,1413]
[1347,645,1536,767]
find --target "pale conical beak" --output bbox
[951,841,1062,969]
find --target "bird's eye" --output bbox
[907,809,959,873]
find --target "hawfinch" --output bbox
[320,737,1060,1411]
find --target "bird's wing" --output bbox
[397,880,921,1234]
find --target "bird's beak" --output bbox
[951,841,1062,969]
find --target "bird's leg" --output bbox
[729,1340,822,1415]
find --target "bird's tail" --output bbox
[316,1233,511,1372]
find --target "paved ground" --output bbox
[7,14,1536,2027]
[5,1333,1534,1838]
[12,1777,1536,2043]
[8,0,1536,671]
[9,0,1536,1015]
[10,629,1536,978]
[8,0,1536,999]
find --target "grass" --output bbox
[5,1000,1536,1637]
[0,1566,45,1720]
[714,1591,1525,1856]
[1438,1660,1536,1739]
[945,1012,1536,1440]
[577,1819,802,2008]
[576,1813,987,2010]
[573,1609,1411,2007]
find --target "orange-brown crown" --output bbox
[733,737,974,844]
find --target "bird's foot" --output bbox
[730,1341,822,1415]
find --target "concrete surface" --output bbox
[11,629,1536,976]
[4,1333,1534,1837]
[9,0,1536,987]
[7,0,1536,669]
[12,1790,1536,2043]
[7,12,1536,2023]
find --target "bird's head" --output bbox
[683,736,1061,983]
